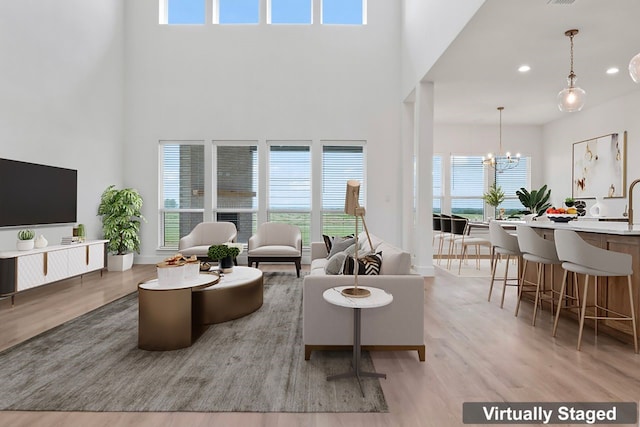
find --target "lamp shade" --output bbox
[344,180,360,216]
[629,52,640,83]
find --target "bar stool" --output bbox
[488,221,522,308]
[515,225,562,326]
[553,229,638,353]
[457,221,491,274]
[432,214,442,247]
[437,214,452,265]
[444,215,468,269]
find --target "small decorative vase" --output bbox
[34,235,48,249]
[219,256,234,273]
[590,197,608,217]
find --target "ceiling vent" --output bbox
[547,0,576,4]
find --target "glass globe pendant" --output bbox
[629,52,640,83]
[557,76,586,112]
[558,29,586,113]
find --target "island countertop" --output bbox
[525,219,640,235]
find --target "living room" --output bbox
[2,0,640,426]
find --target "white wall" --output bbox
[124,0,402,262]
[0,0,125,250]
[400,0,484,99]
[542,90,640,217]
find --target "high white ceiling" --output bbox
[425,0,640,126]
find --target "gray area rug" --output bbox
[0,272,388,412]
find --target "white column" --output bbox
[413,82,435,276]
[401,91,416,266]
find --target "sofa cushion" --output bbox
[358,232,384,254]
[325,252,347,275]
[327,237,356,259]
[377,242,411,275]
[322,234,354,253]
[343,252,382,275]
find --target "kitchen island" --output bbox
[524,219,639,344]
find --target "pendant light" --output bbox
[629,52,640,83]
[482,107,520,173]
[557,29,586,112]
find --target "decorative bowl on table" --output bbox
[546,213,578,223]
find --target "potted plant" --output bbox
[97,185,146,271]
[208,243,241,273]
[516,185,552,217]
[482,183,505,219]
[564,197,575,207]
[16,229,35,251]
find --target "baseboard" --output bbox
[305,344,426,362]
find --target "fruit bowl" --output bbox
[546,213,578,223]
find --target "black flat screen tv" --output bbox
[0,158,77,227]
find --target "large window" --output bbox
[322,0,366,25]
[321,145,364,236]
[160,142,205,247]
[268,144,311,245]
[159,140,365,249]
[450,155,485,220]
[495,157,530,217]
[268,0,312,24]
[217,0,259,24]
[215,144,258,243]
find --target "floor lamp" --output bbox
[342,180,373,298]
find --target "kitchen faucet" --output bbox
[628,179,640,229]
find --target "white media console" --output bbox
[0,240,108,304]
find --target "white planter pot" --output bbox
[107,253,134,271]
[16,239,34,251]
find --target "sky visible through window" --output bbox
[323,0,362,24]
[168,0,205,24]
[166,0,364,25]
[271,0,311,24]
[220,0,259,24]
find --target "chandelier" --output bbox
[482,107,520,173]
[557,29,586,112]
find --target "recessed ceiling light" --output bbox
[606,67,619,75]
[518,65,531,73]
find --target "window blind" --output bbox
[162,144,204,209]
[322,146,364,210]
[217,145,257,210]
[269,145,311,210]
[496,156,530,213]
[451,155,484,197]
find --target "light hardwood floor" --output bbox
[1,264,639,427]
